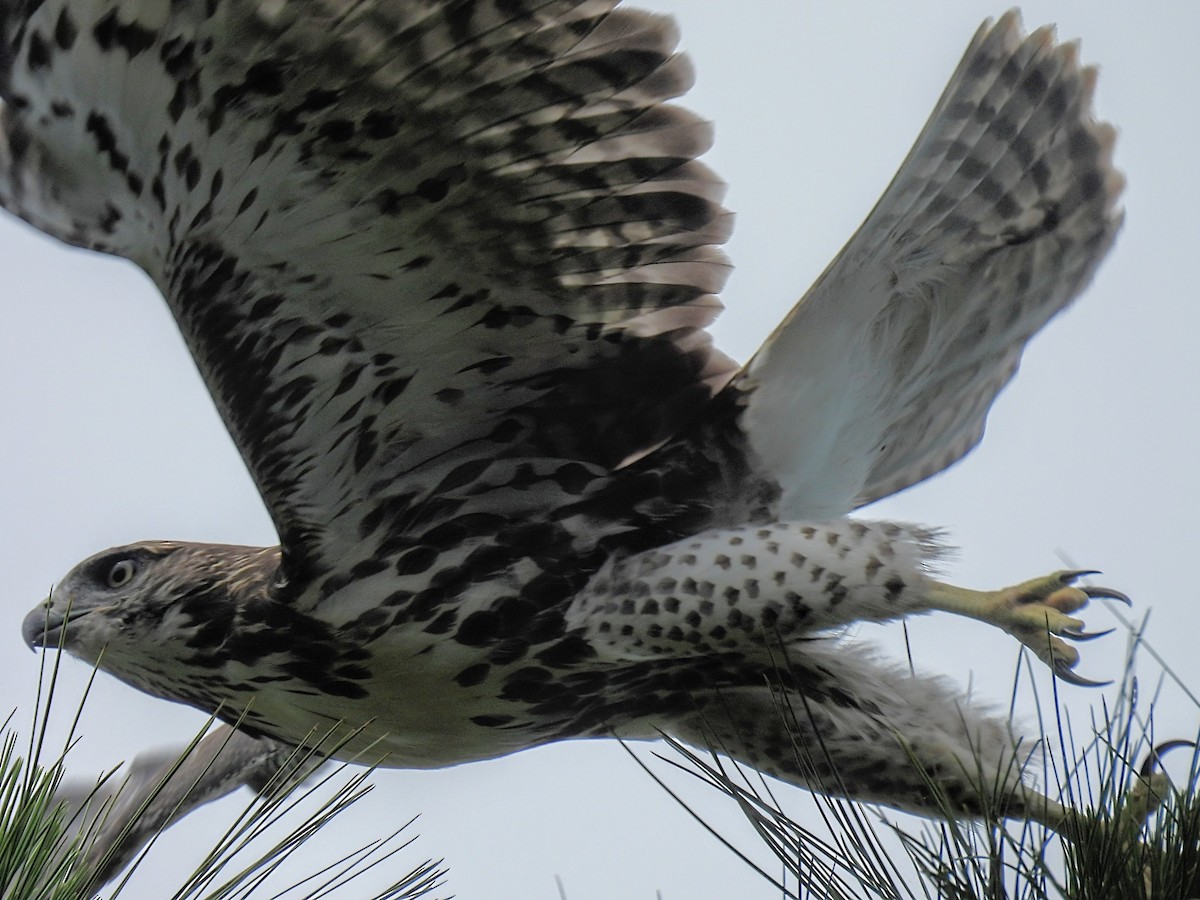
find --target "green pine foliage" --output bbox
[1,655,447,900]
[658,630,1200,900]
[0,718,94,900]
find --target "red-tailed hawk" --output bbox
[4,3,1143,884]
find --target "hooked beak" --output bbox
[23,603,62,650]
[21,601,89,651]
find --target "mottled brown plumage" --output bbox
[4,1,1136,879]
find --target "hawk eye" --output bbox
[106,559,138,588]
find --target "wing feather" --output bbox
[0,6,1123,570]
[0,0,738,576]
[52,725,304,891]
[728,11,1122,518]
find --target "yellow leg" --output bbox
[926,569,1130,686]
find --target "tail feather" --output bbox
[671,643,1056,824]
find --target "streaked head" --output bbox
[22,541,273,702]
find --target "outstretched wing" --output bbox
[0,1,736,579]
[730,11,1122,519]
[52,725,306,891]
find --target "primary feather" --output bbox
[5,2,1127,882]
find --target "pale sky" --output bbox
[2,4,1199,898]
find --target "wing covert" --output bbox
[0,0,738,575]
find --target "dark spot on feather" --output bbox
[318,571,353,601]
[995,194,1020,220]
[1046,83,1069,118]
[185,157,201,190]
[85,112,129,173]
[499,666,554,703]
[160,35,195,76]
[382,589,413,609]
[552,463,596,495]
[454,663,490,687]
[168,77,197,122]
[1067,127,1098,161]
[1021,67,1048,102]
[350,558,388,579]
[299,88,339,111]
[958,157,988,180]
[435,459,491,493]
[455,610,499,646]
[1029,159,1051,193]
[350,608,387,631]
[487,639,529,667]
[243,60,286,95]
[376,376,412,404]
[490,418,524,444]
[247,295,282,321]
[415,177,449,202]
[458,356,513,375]
[423,514,503,549]
[375,188,401,214]
[189,199,213,229]
[1010,133,1034,167]
[54,10,78,49]
[480,306,514,328]
[1079,170,1103,202]
[536,634,595,666]
[99,204,122,234]
[395,546,438,576]
[93,10,155,56]
[318,119,355,142]
[424,609,457,635]
[977,175,1002,202]
[362,111,400,139]
[26,31,51,70]
[352,424,377,472]
[471,714,515,727]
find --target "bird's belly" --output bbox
[227,650,553,768]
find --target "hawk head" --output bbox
[22,541,272,705]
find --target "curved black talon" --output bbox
[1139,740,1198,778]
[1052,659,1112,688]
[1060,626,1115,642]
[1082,585,1132,606]
[1060,569,1102,583]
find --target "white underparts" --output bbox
[569,519,946,661]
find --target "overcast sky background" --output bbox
[2,3,1198,898]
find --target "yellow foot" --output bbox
[1123,740,1194,821]
[928,569,1130,686]
[1052,740,1194,843]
